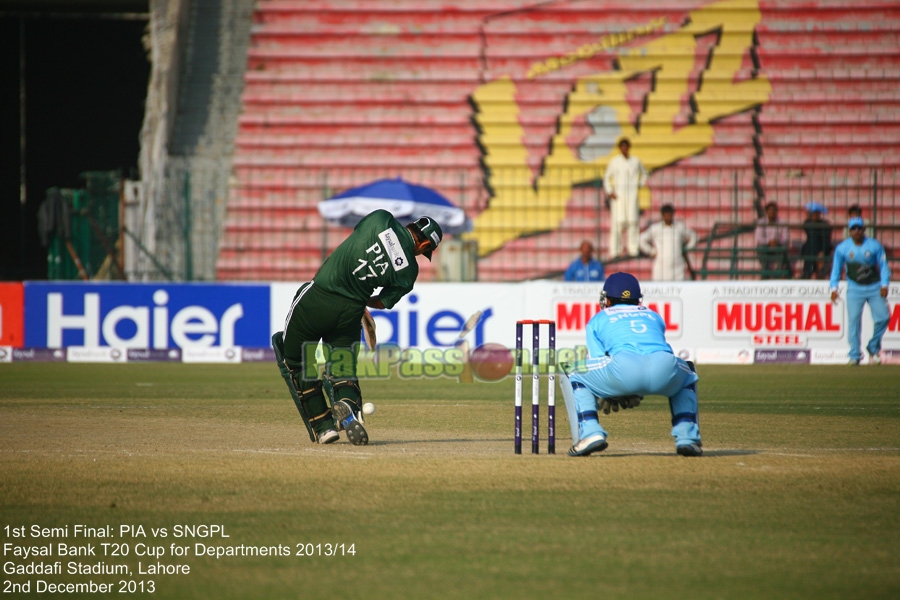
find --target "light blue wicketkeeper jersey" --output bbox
[585,304,674,357]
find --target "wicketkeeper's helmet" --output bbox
[600,272,642,306]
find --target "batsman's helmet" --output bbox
[408,216,443,261]
[601,272,642,305]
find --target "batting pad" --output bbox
[557,370,581,444]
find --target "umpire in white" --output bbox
[603,138,647,258]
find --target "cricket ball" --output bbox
[363,402,376,415]
[469,343,514,382]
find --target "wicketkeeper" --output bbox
[558,272,703,457]
[274,210,443,445]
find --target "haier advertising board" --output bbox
[24,282,270,349]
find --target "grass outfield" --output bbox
[1,363,899,600]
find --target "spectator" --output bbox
[603,137,648,258]
[800,202,832,279]
[830,216,890,365]
[843,204,875,239]
[639,204,698,281]
[754,202,791,279]
[564,240,605,282]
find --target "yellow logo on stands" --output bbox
[465,0,772,256]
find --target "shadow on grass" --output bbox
[367,437,509,446]
[589,449,759,458]
[363,438,759,458]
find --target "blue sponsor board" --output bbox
[368,297,493,347]
[11,348,68,362]
[753,349,811,364]
[24,282,270,349]
[882,349,900,365]
[127,348,182,362]
[242,347,275,362]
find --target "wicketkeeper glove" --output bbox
[598,395,643,415]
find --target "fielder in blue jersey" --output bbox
[829,216,891,365]
[558,272,702,457]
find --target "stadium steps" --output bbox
[218,0,900,282]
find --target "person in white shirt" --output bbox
[754,201,791,279]
[603,138,648,258]
[639,204,698,281]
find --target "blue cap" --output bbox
[848,216,865,229]
[603,272,641,301]
[805,202,827,214]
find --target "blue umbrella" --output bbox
[318,177,471,234]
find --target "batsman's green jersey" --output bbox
[314,209,419,308]
[279,210,424,435]
[282,209,420,372]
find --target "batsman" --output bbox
[559,272,703,457]
[273,210,443,445]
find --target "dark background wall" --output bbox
[0,1,150,280]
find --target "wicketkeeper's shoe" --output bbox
[332,400,369,446]
[317,429,339,445]
[676,442,703,457]
[847,359,860,366]
[567,433,608,457]
[869,353,882,365]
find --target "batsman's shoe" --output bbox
[869,353,882,366]
[676,442,703,457]
[567,433,608,457]
[332,400,369,446]
[847,358,860,366]
[317,429,339,445]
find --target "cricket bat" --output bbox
[456,310,483,384]
[362,309,377,350]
